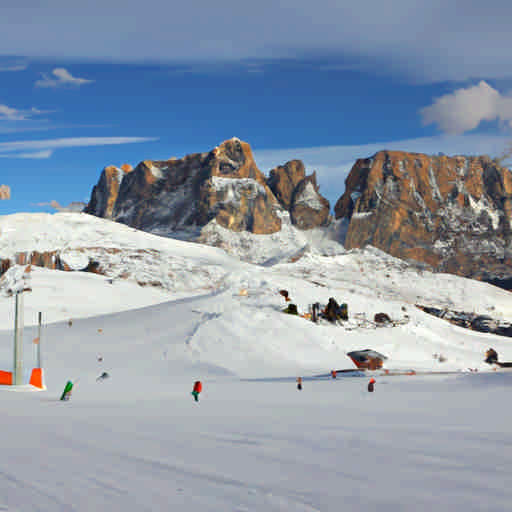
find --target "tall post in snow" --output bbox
[13,292,24,386]
[37,312,42,368]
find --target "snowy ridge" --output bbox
[0,212,244,295]
[199,211,345,265]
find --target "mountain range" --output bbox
[81,138,512,287]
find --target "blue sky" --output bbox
[1,0,512,213]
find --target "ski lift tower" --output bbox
[0,265,45,389]
[13,267,32,385]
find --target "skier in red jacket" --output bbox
[192,381,202,402]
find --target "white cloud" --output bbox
[0,62,27,72]
[0,150,53,159]
[35,68,93,88]
[0,104,25,121]
[0,136,157,159]
[0,1,510,82]
[0,103,48,121]
[420,81,512,134]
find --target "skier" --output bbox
[96,371,110,382]
[192,380,202,402]
[279,289,290,302]
[331,370,337,379]
[485,348,498,365]
[296,376,303,390]
[312,302,320,323]
[60,380,74,401]
[367,378,376,392]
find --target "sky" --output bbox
[1,0,512,213]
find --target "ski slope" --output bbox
[1,212,512,510]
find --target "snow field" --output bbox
[1,212,512,510]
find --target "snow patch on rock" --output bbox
[294,182,324,211]
[149,165,165,179]
[352,211,373,219]
[0,264,31,296]
[60,250,90,271]
[211,177,266,202]
[468,195,500,230]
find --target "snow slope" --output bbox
[1,212,512,511]
[198,212,346,265]
[0,212,245,299]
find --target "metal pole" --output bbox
[13,292,18,384]
[13,292,24,385]
[37,312,42,368]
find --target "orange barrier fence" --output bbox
[0,370,13,385]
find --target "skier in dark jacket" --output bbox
[367,378,375,392]
[297,376,303,390]
[485,348,498,364]
[323,298,340,323]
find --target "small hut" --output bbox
[347,349,387,370]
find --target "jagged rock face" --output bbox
[87,139,282,235]
[267,160,306,210]
[1,251,72,274]
[290,173,330,230]
[335,150,512,280]
[0,185,10,200]
[267,161,330,230]
[198,140,281,233]
[84,165,132,219]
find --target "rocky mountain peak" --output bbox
[85,139,284,236]
[267,161,330,230]
[290,172,330,229]
[0,185,10,200]
[84,139,333,241]
[267,160,306,210]
[335,150,512,281]
[84,165,132,219]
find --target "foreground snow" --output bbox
[1,368,512,511]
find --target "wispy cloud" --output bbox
[37,200,85,212]
[0,103,48,121]
[0,136,157,159]
[0,149,53,159]
[0,1,511,82]
[0,104,24,121]
[35,68,93,88]
[420,81,512,135]
[0,62,28,72]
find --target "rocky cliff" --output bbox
[84,165,132,219]
[0,185,10,200]
[335,150,512,282]
[267,161,330,229]
[85,139,330,237]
